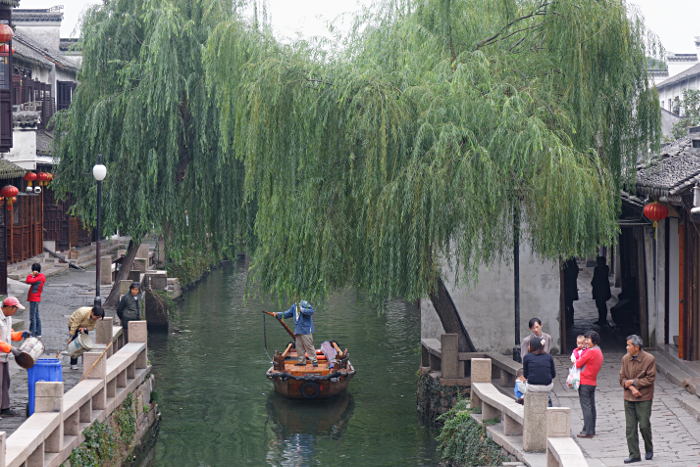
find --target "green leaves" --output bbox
[55,0,661,306]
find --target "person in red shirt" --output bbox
[575,330,604,438]
[26,263,46,338]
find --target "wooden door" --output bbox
[680,223,684,358]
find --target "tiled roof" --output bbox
[36,129,52,155]
[12,32,78,71]
[59,38,79,52]
[0,0,21,6]
[656,62,700,91]
[13,39,53,68]
[13,9,63,22]
[635,137,700,197]
[0,159,27,180]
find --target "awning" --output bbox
[0,159,27,180]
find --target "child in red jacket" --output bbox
[26,263,46,338]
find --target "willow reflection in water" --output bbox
[146,260,440,466]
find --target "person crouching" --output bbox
[67,305,105,370]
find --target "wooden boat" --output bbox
[263,311,356,399]
[266,341,355,399]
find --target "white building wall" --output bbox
[6,129,37,170]
[421,242,561,355]
[658,74,700,113]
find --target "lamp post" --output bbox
[93,155,107,307]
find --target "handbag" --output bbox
[566,365,580,390]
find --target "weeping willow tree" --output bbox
[207,0,660,313]
[55,0,661,330]
[52,0,261,302]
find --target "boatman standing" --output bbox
[0,297,31,417]
[277,295,317,367]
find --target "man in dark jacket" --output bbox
[117,282,142,341]
[591,256,611,326]
[563,258,579,326]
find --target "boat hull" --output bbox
[266,363,355,399]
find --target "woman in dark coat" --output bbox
[591,256,611,326]
[563,258,579,327]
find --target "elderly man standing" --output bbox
[277,294,317,367]
[619,334,655,464]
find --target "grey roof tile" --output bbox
[656,62,700,91]
[635,136,700,197]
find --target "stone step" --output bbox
[656,345,700,378]
[8,263,69,281]
[652,351,694,387]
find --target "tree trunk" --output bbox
[104,238,141,307]
[428,276,476,352]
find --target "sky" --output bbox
[16,0,700,53]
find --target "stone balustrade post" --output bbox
[546,407,571,438]
[470,358,492,383]
[440,334,459,379]
[523,391,548,452]
[137,243,150,258]
[100,255,113,285]
[129,321,148,369]
[34,382,63,453]
[0,431,5,467]
[83,352,106,410]
[96,317,114,358]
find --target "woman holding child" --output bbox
[575,330,604,438]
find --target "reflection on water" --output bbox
[145,259,440,466]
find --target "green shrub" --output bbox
[436,398,510,467]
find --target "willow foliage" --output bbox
[56,0,661,304]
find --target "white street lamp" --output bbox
[93,155,106,306]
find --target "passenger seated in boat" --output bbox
[277,294,317,368]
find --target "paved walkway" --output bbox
[0,266,120,435]
[552,266,700,466]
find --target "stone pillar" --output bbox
[137,243,150,258]
[35,382,63,454]
[441,334,459,379]
[127,270,141,282]
[96,317,114,358]
[523,391,548,452]
[504,412,523,436]
[500,368,515,388]
[546,407,570,438]
[128,320,147,343]
[471,358,492,383]
[0,431,5,467]
[83,352,106,410]
[133,258,147,274]
[100,255,112,285]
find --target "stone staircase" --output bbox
[7,238,129,281]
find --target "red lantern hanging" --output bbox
[643,201,669,239]
[0,24,12,44]
[45,173,54,183]
[36,172,48,186]
[1,185,18,199]
[24,171,36,186]
[0,44,13,55]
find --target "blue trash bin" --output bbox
[27,358,63,416]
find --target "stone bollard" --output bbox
[127,270,141,282]
[137,243,150,258]
[523,391,548,452]
[96,317,114,358]
[100,255,113,285]
[441,334,459,379]
[133,258,148,274]
[83,352,107,410]
[34,382,63,453]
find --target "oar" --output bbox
[79,341,114,382]
[263,311,296,340]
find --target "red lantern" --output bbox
[0,44,13,55]
[643,201,669,239]
[24,172,36,186]
[1,185,18,198]
[36,172,48,186]
[0,24,12,44]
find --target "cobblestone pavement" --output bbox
[552,267,700,467]
[0,266,120,436]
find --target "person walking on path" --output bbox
[521,318,552,358]
[117,282,142,342]
[591,256,611,326]
[619,334,656,464]
[277,294,317,367]
[575,330,604,438]
[26,263,46,338]
[563,258,579,327]
[67,305,104,370]
[0,297,31,416]
[522,337,555,406]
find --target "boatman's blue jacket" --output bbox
[277,301,315,335]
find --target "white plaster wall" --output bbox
[667,61,698,81]
[655,222,667,346]
[422,242,561,355]
[6,129,37,170]
[643,227,656,346]
[658,74,700,113]
[668,218,680,345]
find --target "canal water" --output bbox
[146,258,440,466]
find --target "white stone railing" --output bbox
[0,320,151,467]
[469,358,587,467]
